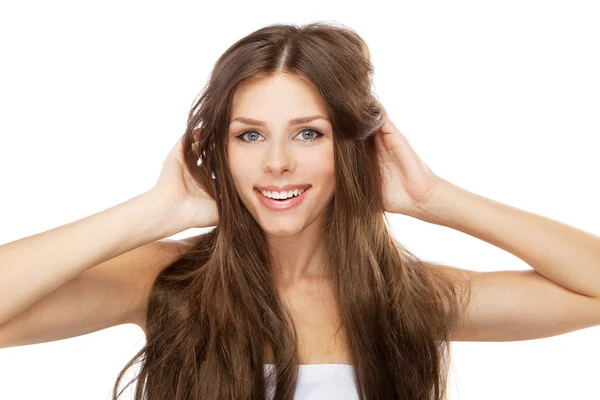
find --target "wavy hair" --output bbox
[112,21,472,400]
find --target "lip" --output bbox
[255,187,310,211]
[255,184,311,192]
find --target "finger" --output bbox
[192,141,201,158]
[171,135,183,153]
[379,103,388,120]
[379,110,401,136]
[376,102,404,137]
[192,128,202,142]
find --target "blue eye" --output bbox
[235,128,324,144]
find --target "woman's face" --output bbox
[227,72,335,236]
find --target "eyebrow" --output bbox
[230,115,330,127]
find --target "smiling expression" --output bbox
[227,72,335,236]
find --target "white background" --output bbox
[1,1,599,399]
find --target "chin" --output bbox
[259,221,306,237]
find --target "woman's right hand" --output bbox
[150,129,219,232]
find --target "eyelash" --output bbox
[234,128,324,144]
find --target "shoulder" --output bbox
[157,236,195,254]
[146,237,196,278]
[131,237,195,331]
[177,236,198,248]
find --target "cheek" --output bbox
[305,150,335,187]
[227,145,244,173]
[226,148,244,190]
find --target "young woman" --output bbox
[1,22,599,400]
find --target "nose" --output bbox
[262,137,295,175]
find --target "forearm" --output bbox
[0,190,174,325]
[414,179,600,298]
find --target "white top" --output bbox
[263,363,359,400]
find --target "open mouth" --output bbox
[260,193,303,201]
[254,187,311,210]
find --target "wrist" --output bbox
[412,178,457,226]
[137,189,185,239]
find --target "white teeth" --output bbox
[259,188,306,200]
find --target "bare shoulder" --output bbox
[155,236,195,259]
[136,237,194,278]
[177,236,198,248]
[142,236,196,281]
[0,237,196,349]
[131,237,195,332]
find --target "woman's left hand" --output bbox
[374,102,445,217]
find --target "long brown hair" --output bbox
[112,21,472,400]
